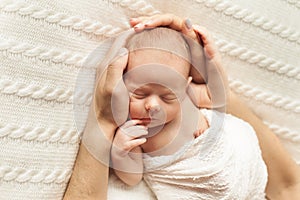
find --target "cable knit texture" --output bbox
[0,0,299,199]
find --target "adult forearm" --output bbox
[63,143,110,200]
[63,121,116,200]
[63,36,129,199]
[227,91,300,199]
[271,182,300,200]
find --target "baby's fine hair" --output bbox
[125,27,191,63]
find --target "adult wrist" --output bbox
[81,101,117,165]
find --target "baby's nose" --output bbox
[145,96,161,113]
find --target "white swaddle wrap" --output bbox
[143,110,268,200]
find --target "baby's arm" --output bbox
[111,120,147,186]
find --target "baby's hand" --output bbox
[111,120,148,159]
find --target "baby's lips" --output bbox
[131,118,151,126]
[140,118,152,125]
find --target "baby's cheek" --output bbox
[128,101,144,118]
[165,103,180,118]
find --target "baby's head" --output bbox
[125,27,191,78]
[123,27,192,127]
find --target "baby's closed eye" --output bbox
[160,94,177,102]
[130,91,147,99]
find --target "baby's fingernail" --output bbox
[185,18,192,30]
[118,47,128,56]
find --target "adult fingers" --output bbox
[103,48,128,92]
[192,25,229,110]
[205,59,228,111]
[182,19,206,83]
[185,32,206,83]
[95,48,129,124]
[131,14,199,41]
[193,25,219,60]
[96,48,128,96]
[145,13,182,31]
[129,16,145,27]
[181,18,200,41]
[131,14,181,32]
[187,82,212,108]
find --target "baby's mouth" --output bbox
[134,117,160,126]
[139,118,152,125]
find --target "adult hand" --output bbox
[95,47,130,129]
[82,47,129,163]
[130,13,198,42]
[64,48,129,200]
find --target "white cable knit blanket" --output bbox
[143,110,268,200]
[0,0,299,199]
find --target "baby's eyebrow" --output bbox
[134,85,151,91]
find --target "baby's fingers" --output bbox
[120,120,148,138]
[125,126,148,137]
[127,138,147,150]
[114,138,146,155]
[120,126,148,138]
[122,119,143,128]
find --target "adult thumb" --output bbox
[105,48,128,90]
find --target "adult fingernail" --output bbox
[185,18,192,30]
[144,20,152,25]
[134,23,143,29]
[118,48,128,56]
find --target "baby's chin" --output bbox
[147,118,172,129]
[138,119,161,128]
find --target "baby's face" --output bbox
[124,49,190,127]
